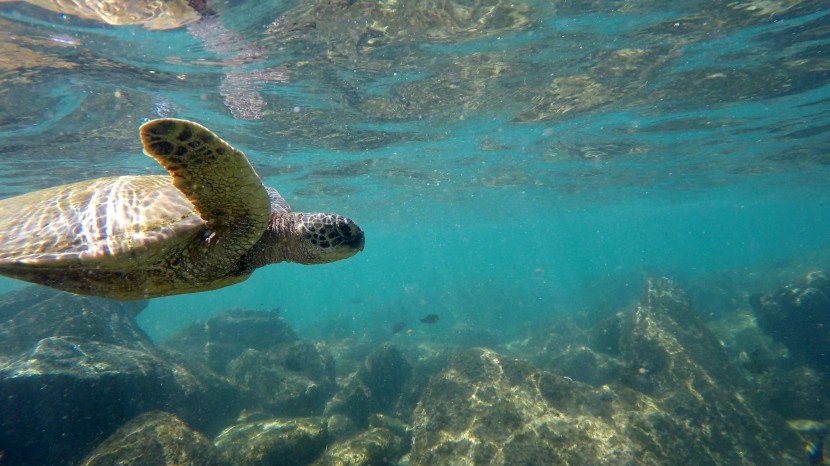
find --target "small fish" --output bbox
[420,314,440,324]
[391,321,407,334]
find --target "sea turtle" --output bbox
[0,118,364,300]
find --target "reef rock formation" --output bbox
[80,411,225,466]
[226,340,337,416]
[0,287,236,466]
[214,417,329,466]
[615,277,796,464]
[165,309,337,416]
[751,269,830,373]
[312,427,409,466]
[163,308,297,373]
[409,278,799,465]
[325,343,412,426]
[411,347,644,465]
[524,315,627,387]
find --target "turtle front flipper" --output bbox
[139,118,270,258]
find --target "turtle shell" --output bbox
[0,175,204,267]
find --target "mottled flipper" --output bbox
[140,118,270,255]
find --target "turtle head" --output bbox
[292,212,365,264]
[250,212,363,268]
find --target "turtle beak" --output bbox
[344,221,364,251]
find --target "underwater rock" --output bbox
[325,343,412,426]
[521,314,627,387]
[760,366,830,421]
[327,414,360,440]
[410,278,802,466]
[750,269,830,373]
[619,277,748,390]
[706,309,785,375]
[164,309,339,418]
[80,411,225,466]
[0,285,148,356]
[214,417,329,466]
[163,308,297,373]
[227,340,337,416]
[311,427,409,466]
[410,347,643,465]
[390,342,454,424]
[368,413,411,445]
[0,287,238,466]
[542,343,626,387]
[617,277,797,464]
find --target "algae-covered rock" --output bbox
[312,427,408,466]
[81,411,225,466]
[542,343,626,387]
[761,366,830,421]
[751,269,830,373]
[227,340,337,416]
[163,308,296,372]
[620,277,746,390]
[410,348,642,465]
[214,417,328,466]
[327,414,360,440]
[0,285,147,355]
[163,309,333,416]
[410,277,801,465]
[617,277,798,464]
[368,413,411,446]
[0,287,238,466]
[325,343,412,426]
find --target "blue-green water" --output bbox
[1,0,830,464]
[1,0,828,339]
[0,1,827,331]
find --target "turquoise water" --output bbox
[0,1,828,338]
[2,1,830,465]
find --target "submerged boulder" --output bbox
[227,340,337,416]
[164,308,335,416]
[325,343,412,426]
[410,278,800,465]
[410,348,643,465]
[751,269,830,373]
[0,285,147,354]
[80,411,225,466]
[214,417,329,466]
[0,287,237,466]
[312,427,409,466]
[163,308,296,373]
[620,277,748,391]
[616,277,796,464]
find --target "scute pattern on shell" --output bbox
[0,175,201,264]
